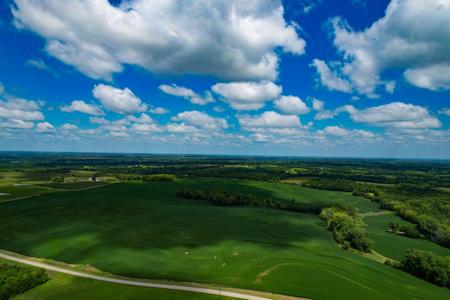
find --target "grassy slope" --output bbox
[0,258,221,300]
[13,274,226,300]
[0,179,449,300]
[364,214,450,260]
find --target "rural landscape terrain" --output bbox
[0,152,449,299]
[1,0,450,299]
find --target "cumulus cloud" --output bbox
[171,111,228,131]
[93,84,147,114]
[274,96,310,115]
[212,81,282,110]
[131,123,162,133]
[127,113,154,124]
[36,121,54,132]
[0,98,44,121]
[439,107,450,116]
[310,59,352,93]
[12,0,305,81]
[343,102,441,129]
[60,100,104,116]
[0,119,34,129]
[311,98,324,111]
[149,107,169,115]
[312,0,450,95]
[319,125,375,138]
[166,123,198,133]
[159,84,214,105]
[238,111,302,135]
[61,123,77,130]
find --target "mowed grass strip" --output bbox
[0,179,449,300]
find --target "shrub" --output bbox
[320,207,372,252]
[0,263,48,300]
[400,249,450,288]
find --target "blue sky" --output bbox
[0,0,449,158]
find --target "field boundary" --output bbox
[0,250,308,300]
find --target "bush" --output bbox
[320,207,372,252]
[400,249,450,288]
[0,263,48,300]
[399,225,421,239]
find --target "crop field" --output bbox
[1,179,449,300]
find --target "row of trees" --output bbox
[115,173,176,182]
[400,249,450,288]
[301,178,450,249]
[319,207,372,252]
[388,222,421,239]
[0,263,48,300]
[176,189,333,213]
[176,189,256,206]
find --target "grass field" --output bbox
[1,179,449,300]
[14,274,227,300]
[363,214,450,260]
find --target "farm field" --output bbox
[1,179,449,300]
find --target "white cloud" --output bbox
[12,0,305,81]
[171,111,228,131]
[315,110,338,120]
[0,119,34,129]
[159,84,214,105]
[110,131,129,137]
[319,126,376,138]
[0,98,44,121]
[311,98,324,111]
[238,111,302,132]
[0,83,4,94]
[61,123,77,130]
[212,81,282,110]
[312,0,450,95]
[344,102,441,129]
[310,59,352,93]
[60,100,104,116]
[131,123,162,133]
[127,113,154,124]
[36,121,54,132]
[439,107,450,116]
[149,107,169,115]
[404,64,450,91]
[274,96,310,115]
[93,84,147,114]
[166,123,198,133]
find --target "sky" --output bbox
[0,0,449,158]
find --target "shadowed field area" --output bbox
[1,179,449,300]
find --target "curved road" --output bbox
[0,252,289,300]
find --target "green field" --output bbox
[13,274,228,300]
[1,179,449,300]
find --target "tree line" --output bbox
[399,249,450,288]
[0,263,48,300]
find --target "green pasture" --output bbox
[0,179,448,300]
[364,213,450,260]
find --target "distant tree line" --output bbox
[0,263,48,300]
[301,178,450,249]
[319,207,372,252]
[388,222,421,239]
[176,189,256,206]
[115,174,176,182]
[399,249,450,288]
[176,188,332,213]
